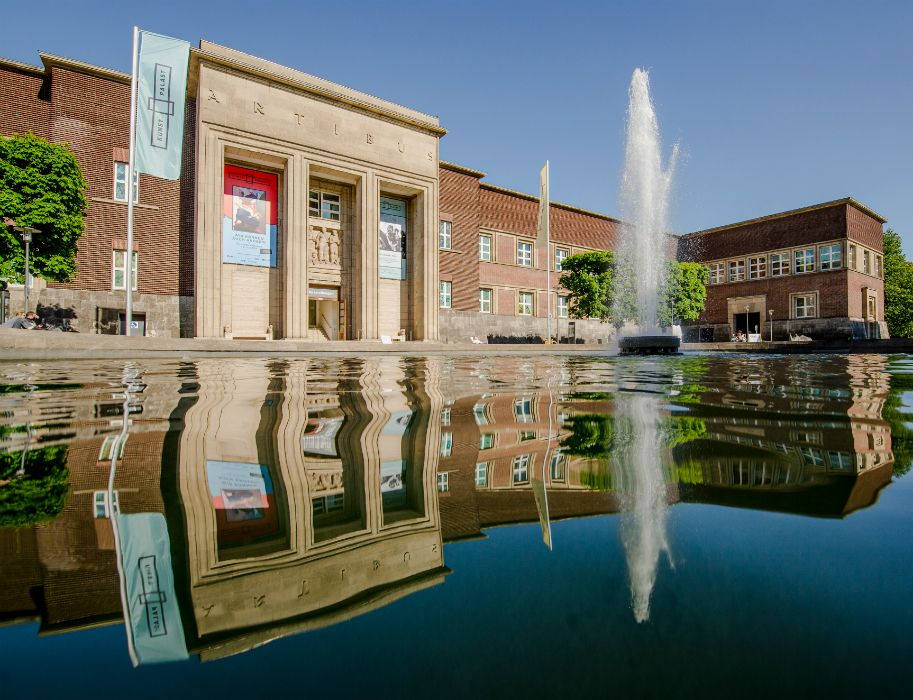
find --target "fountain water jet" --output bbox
[615,68,680,354]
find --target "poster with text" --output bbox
[379,196,407,280]
[223,164,278,267]
[206,460,274,522]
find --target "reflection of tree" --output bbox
[0,445,69,528]
[883,371,913,477]
[561,413,614,459]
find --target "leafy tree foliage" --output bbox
[0,445,70,528]
[559,251,709,327]
[0,133,88,283]
[883,229,913,338]
[882,369,913,477]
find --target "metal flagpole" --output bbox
[125,26,139,336]
[545,161,551,343]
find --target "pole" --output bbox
[545,161,551,343]
[125,26,140,336]
[23,238,29,313]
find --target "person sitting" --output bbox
[736,330,747,342]
[1,311,38,329]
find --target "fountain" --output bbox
[615,68,680,355]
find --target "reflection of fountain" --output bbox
[615,68,680,354]
[613,392,672,623]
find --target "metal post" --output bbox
[125,26,140,336]
[23,236,30,313]
[545,161,551,344]
[768,309,774,342]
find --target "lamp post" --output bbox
[745,305,750,338]
[3,219,40,313]
[768,309,774,342]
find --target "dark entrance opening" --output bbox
[735,312,761,336]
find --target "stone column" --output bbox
[284,154,309,338]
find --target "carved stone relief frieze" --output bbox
[309,226,342,267]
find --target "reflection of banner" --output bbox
[206,460,273,522]
[134,31,190,180]
[380,459,406,493]
[531,478,553,551]
[379,196,406,280]
[223,164,278,267]
[382,410,413,436]
[116,513,188,665]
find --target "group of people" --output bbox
[1,311,41,329]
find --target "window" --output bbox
[867,295,877,320]
[709,263,724,284]
[475,462,489,487]
[439,220,452,249]
[770,252,790,277]
[113,162,138,203]
[518,291,534,316]
[863,250,871,275]
[519,429,536,442]
[479,234,492,261]
[728,260,745,282]
[557,295,568,318]
[440,281,452,308]
[308,190,341,220]
[512,454,530,484]
[748,255,767,280]
[93,490,119,519]
[792,293,817,319]
[848,244,857,270]
[799,446,825,467]
[113,250,138,291]
[480,433,495,450]
[514,397,534,423]
[517,240,532,267]
[828,451,853,471]
[440,432,452,457]
[819,244,842,270]
[555,249,568,271]
[98,434,126,462]
[479,288,492,314]
[550,450,565,480]
[794,248,815,273]
[441,408,451,427]
[437,472,449,493]
[875,255,883,278]
[473,402,489,425]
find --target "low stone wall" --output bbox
[439,310,615,344]
[6,287,191,338]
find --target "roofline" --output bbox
[480,182,623,223]
[440,161,486,178]
[192,42,447,137]
[0,56,45,77]
[683,197,887,238]
[38,52,130,84]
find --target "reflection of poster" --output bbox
[223,164,278,267]
[380,460,406,493]
[382,410,413,436]
[302,416,344,457]
[379,196,406,280]
[206,460,273,522]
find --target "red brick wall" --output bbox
[0,64,49,138]
[42,66,187,296]
[439,167,481,311]
[847,204,884,251]
[680,205,847,262]
[846,270,884,319]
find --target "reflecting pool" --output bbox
[1,353,912,697]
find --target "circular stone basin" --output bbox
[618,335,681,355]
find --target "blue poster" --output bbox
[379,196,407,280]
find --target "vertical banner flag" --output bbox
[537,162,549,252]
[135,31,191,180]
[116,513,188,664]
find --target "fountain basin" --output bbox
[619,335,680,355]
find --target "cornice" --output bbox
[38,52,130,84]
[440,161,486,178]
[0,56,45,77]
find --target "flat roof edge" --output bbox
[38,52,130,84]
[0,56,45,77]
[480,182,623,223]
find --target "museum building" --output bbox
[0,41,888,341]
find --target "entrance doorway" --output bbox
[734,312,761,336]
[308,286,344,340]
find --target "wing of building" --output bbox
[0,44,888,341]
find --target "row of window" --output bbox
[441,224,571,271]
[439,451,567,493]
[439,282,569,317]
[708,243,883,284]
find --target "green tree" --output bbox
[883,229,913,338]
[559,251,709,327]
[0,445,70,528]
[0,133,88,283]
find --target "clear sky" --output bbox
[4,0,912,248]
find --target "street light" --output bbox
[768,309,774,342]
[3,218,40,313]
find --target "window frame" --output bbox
[440,431,453,457]
[308,189,341,221]
[518,291,534,316]
[818,243,843,271]
[475,462,489,487]
[728,259,746,282]
[479,287,492,314]
[437,471,450,493]
[517,240,533,267]
[112,249,138,291]
[479,234,492,261]
[748,255,767,280]
[113,162,138,203]
[770,252,790,277]
[439,220,452,250]
[791,292,818,319]
[555,248,568,271]
[512,454,530,484]
[439,281,452,309]
[479,433,495,450]
[557,295,569,318]
[794,248,815,274]
[709,262,725,284]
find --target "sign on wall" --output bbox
[379,196,407,280]
[223,164,278,267]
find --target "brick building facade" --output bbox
[0,44,888,342]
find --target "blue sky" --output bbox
[4,0,912,249]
